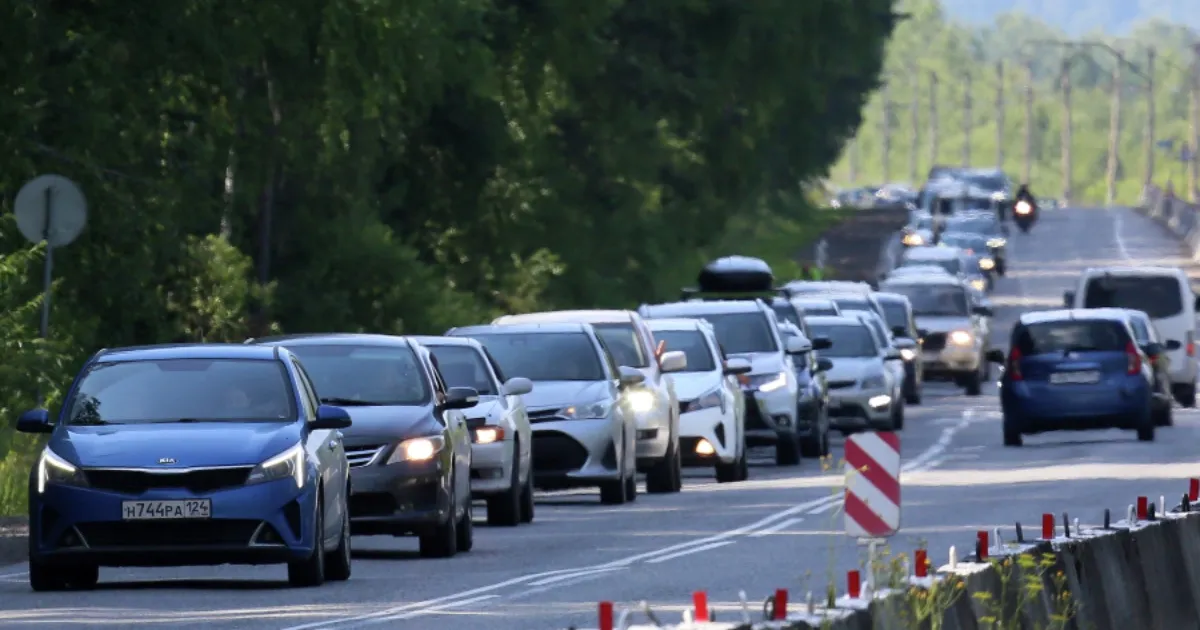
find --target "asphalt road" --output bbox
[2,206,1198,629]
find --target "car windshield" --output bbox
[830,297,870,313]
[802,306,838,317]
[939,233,988,253]
[953,198,994,213]
[949,217,1000,236]
[1082,276,1184,319]
[884,284,969,316]
[1015,320,1128,355]
[65,359,295,425]
[592,323,648,368]
[808,324,878,358]
[427,345,498,396]
[468,332,605,381]
[286,344,431,405]
[965,173,1007,192]
[879,301,909,331]
[652,330,716,372]
[692,312,779,354]
[903,256,961,275]
[771,302,801,325]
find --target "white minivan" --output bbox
[1065,266,1200,406]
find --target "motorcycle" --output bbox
[1013,199,1037,233]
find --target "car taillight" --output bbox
[1126,341,1141,375]
[1008,348,1023,381]
[1188,332,1195,357]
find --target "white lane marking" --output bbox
[285,410,978,630]
[1114,210,1133,261]
[645,541,734,564]
[807,500,841,515]
[0,571,27,579]
[526,567,624,587]
[383,595,499,620]
[748,517,804,537]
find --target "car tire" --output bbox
[519,467,535,523]
[964,370,983,396]
[624,472,637,502]
[1175,383,1197,408]
[646,440,680,494]
[904,375,922,405]
[891,401,905,430]
[600,436,629,505]
[325,502,352,582]
[288,503,327,587]
[716,430,745,483]
[456,496,474,552]
[774,433,801,466]
[29,558,98,592]
[1003,424,1023,447]
[486,451,522,527]
[1154,400,1174,427]
[418,493,459,558]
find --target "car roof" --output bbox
[642,300,764,316]
[786,280,871,294]
[905,246,962,260]
[646,318,708,332]
[804,315,867,327]
[1019,308,1132,326]
[881,275,965,288]
[815,291,876,302]
[97,343,282,364]
[790,297,838,307]
[493,310,635,325]
[448,322,593,335]
[407,335,484,349]
[250,333,412,348]
[1080,265,1185,278]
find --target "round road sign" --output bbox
[13,174,88,247]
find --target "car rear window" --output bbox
[1082,275,1184,319]
[1014,320,1130,355]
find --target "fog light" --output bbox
[868,395,891,409]
[695,439,715,456]
[900,348,916,361]
[772,414,791,427]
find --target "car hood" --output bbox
[825,357,880,383]
[51,422,302,469]
[463,397,504,423]
[670,372,722,401]
[339,404,441,441]
[729,352,785,376]
[522,381,612,411]
[914,315,971,334]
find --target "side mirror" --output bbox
[1063,291,1076,308]
[16,408,53,434]
[972,305,993,317]
[618,366,646,387]
[811,336,833,351]
[311,404,353,430]
[659,350,688,373]
[1142,342,1164,357]
[1165,339,1183,351]
[816,358,834,373]
[442,386,481,410]
[723,358,753,376]
[893,337,917,350]
[884,349,903,361]
[501,376,533,396]
[784,336,811,355]
[985,349,1007,363]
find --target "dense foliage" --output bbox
[834,0,1199,203]
[0,0,899,512]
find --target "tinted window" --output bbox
[1082,276,1184,319]
[879,301,909,331]
[903,256,961,275]
[468,332,605,381]
[694,312,779,354]
[592,323,648,368]
[807,324,878,358]
[66,359,295,425]
[883,284,969,316]
[287,344,431,405]
[1015,321,1129,355]
[772,303,801,325]
[427,345,498,395]
[652,330,716,372]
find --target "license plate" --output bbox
[1049,371,1101,385]
[122,499,211,521]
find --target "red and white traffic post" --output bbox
[843,431,901,596]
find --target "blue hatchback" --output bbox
[17,344,355,590]
[988,309,1158,446]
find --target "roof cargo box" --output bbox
[697,256,774,293]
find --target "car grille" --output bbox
[827,380,857,390]
[77,519,261,547]
[532,431,589,472]
[744,395,769,431]
[528,408,564,424]
[84,467,252,495]
[923,333,947,352]
[345,444,386,468]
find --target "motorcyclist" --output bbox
[1012,183,1038,230]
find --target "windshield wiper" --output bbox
[320,397,387,407]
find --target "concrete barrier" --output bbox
[569,490,1200,630]
[1136,185,1200,260]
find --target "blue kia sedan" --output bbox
[17,344,354,590]
[987,309,1158,447]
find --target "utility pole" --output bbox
[1106,50,1122,206]
[962,71,972,167]
[1189,44,1199,201]
[882,80,893,183]
[1060,58,1073,204]
[1023,59,1034,185]
[995,61,1005,170]
[909,68,920,183]
[1144,48,1156,194]
[929,71,940,169]
[849,137,860,185]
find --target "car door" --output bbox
[427,353,471,503]
[291,357,342,539]
[484,346,531,480]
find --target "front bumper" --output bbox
[30,476,316,567]
[530,418,622,490]
[828,388,893,431]
[470,439,516,495]
[922,345,980,378]
[679,406,736,466]
[350,457,451,536]
[633,407,672,465]
[742,387,798,445]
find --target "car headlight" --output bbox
[978,258,995,270]
[987,237,1006,248]
[681,388,723,413]
[861,374,887,389]
[624,389,658,413]
[971,278,987,290]
[949,330,974,346]
[37,448,87,494]
[472,426,505,444]
[900,348,916,361]
[902,233,924,246]
[387,435,446,463]
[561,400,613,420]
[754,371,789,393]
[247,443,305,488]
[991,192,1007,201]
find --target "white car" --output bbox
[789,297,842,317]
[416,336,536,526]
[840,310,906,429]
[804,315,902,432]
[648,318,751,482]
[491,310,686,493]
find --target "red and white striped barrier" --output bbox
[842,431,900,538]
